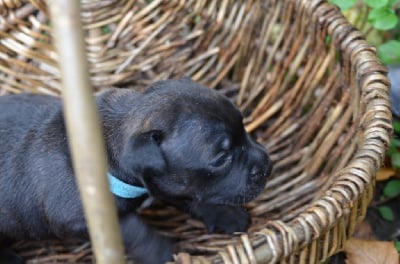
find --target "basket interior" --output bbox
[1,0,390,263]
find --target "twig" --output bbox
[47,1,125,263]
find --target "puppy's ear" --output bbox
[120,130,166,178]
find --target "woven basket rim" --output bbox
[197,1,391,262]
[0,0,392,263]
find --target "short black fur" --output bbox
[0,78,272,263]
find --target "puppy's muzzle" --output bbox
[246,138,272,187]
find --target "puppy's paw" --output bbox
[127,234,173,264]
[121,215,173,264]
[193,204,251,234]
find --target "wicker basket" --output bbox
[1,0,392,263]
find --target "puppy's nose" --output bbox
[248,147,272,184]
[247,165,266,187]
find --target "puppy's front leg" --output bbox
[120,215,173,264]
[189,203,251,234]
[52,212,172,263]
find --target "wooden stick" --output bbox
[46,1,125,263]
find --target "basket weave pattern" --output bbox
[0,0,392,263]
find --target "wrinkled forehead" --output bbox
[141,79,246,143]
[146,79,243,123]
[177,115,228,139]
[166,116,230,160]
[178,95,243,131]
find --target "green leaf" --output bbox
[383,180,400,197]
[365,0,389,8]
[389,0,400,6]
[374,14,398,30]
[387,144,397,157]
[368,7,388,20]
[378,40,400,64]
[394,121,400,133]
[368,7,398,30]
[392,152,400,168]
[395,241,400,252]
[325,36,332,45]
[378,206,395,221]
[390,138,400,148]
[329,0,356,10]
[194,15,202,24]
[102,26,111,34]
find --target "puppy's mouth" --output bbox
[206,163,272,206]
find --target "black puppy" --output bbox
[0,78,271,263]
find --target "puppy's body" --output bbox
[0,95,75,239]
[0,79,271,263]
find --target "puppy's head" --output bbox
[120,78,272,206]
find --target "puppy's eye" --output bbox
[211,151,231,168]
[150,130,163,145]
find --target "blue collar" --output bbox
[107,173,148,199]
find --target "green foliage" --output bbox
[391,138,400,149]
[378,40,400,64]
[102,26,111,34]
[194,14,202,24]
[392,152,400,168]
[325,35,332,45]
[329,0,357,10]
[378,205,395,221]
[383,180,400,197]
[367,0,400,63]
[368,7,398,30]
[331,2,400,224]
[395,240,400,252]
[387,139,400,156]
[389,0,400,6]
[388,121,400,169]
[331,0,400,63]
[365,0,389,9]
[394,120,400,133]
